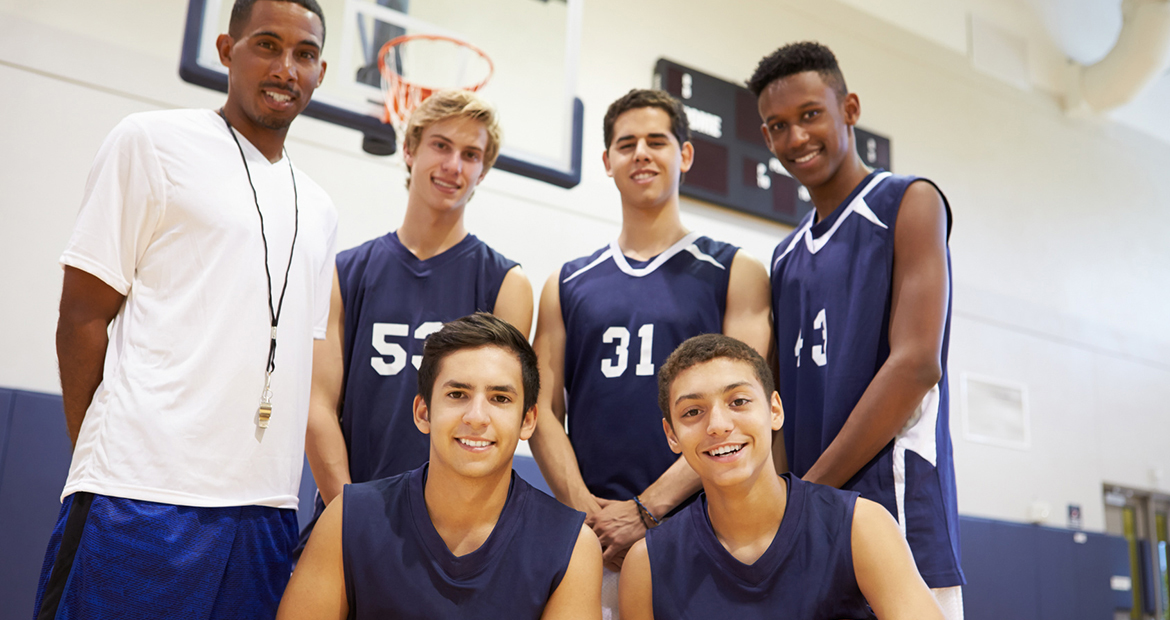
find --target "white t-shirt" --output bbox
[60,109,338,509]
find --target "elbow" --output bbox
[911,356,942,390]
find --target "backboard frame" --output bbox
[179,0,585,188]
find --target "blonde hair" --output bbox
[402,90,502,188]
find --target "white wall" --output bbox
[2,0,1169,533]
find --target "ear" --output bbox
[215,33,234,69]
[679,140,695,174]
[413,394,431,435]
[760,123,776,156]
[402,144,415,169]
[602,149,614,178]
[662,418,682,454]
[519,404,538,442]
[770,391,784,432]
[317,59,328,87]
[842,92,861,127]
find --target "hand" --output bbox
[588,498,646,572]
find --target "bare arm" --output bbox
[276,488,348,620]
[305,268,351,505]
[852,498,944,620]
[57,266,125,448]
[618,540,654,620]
[528,273,602,515]
[803,182,949,488]
[541,524,603,620]
[492,265,535,338]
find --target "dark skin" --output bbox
[58,1,326,445]
[758,71,950,489]
[57,267,125,448]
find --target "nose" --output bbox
[706,403,734,436]
[633,138,651,161]
[462,394,491,428]
[271,49,297,82]
[787,124,809,150]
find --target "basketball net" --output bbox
[378,34,494,140]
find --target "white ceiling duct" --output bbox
[1072,0,1170,112]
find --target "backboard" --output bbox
[180,0,585,188]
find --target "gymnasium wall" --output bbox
[2,0,1169,536]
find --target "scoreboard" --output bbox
[653,58,892,227]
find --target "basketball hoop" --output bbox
[377,34,494,137]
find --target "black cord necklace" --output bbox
[218,109,299,429]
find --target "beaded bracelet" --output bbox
[633,495,661,528]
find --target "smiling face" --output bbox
[757,70,860,192]
[413,345,536,480]
[403,115,490,213]
[217,0,326,134]
[663,358,783,490]
[603,106,694,210]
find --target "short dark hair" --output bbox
[657,334,774,427]
[746,41,847,98]
[417,313,540,413]
[229,0,326,44]
[603,89,690,150]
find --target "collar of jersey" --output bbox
[608,231,721,278]
[773,171,891,270]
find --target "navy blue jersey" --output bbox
[771,170,963,588]
[342,466,585,619]
[560,232,737,500]
[645,474,874,619]
[338,232,518,483]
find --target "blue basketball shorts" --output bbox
[33,492,298,620]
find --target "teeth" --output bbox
[632,172,655,180]
[266,91,292,103]
[459,438,491,448]
[433,179,459,189]
[708,444,743,457]
[794,151,818,164]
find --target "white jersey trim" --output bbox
[892,383,941,536]
[773,171,893,270]
[564,232,723,282]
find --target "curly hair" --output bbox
[747,41,847,98]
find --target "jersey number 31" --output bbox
[601,324,655,378]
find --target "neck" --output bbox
[617,197,688,260]
[704,469,788,563]
[220,102,288,163]
[423,461,512,557]
[809,152,871,223]
[397,199,468,260]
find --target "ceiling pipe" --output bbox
[1074,0,1170,112]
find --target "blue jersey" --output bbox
[342,466,585,619]
[645,475,874,619]
[560,232,737,500]
[337,232,518,483]
[771,170,963,588]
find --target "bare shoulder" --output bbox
[618,539,654,620]
[896,180,949,243]
[541,523,602,620]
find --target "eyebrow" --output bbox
[429,134,484,154]
[673,381,753,406]
[251,30,322,51]
[442,380,516,394]
[616,132,670,143]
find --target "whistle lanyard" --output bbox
[219,110,299,428]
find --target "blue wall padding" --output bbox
[961,516,1133,620]
[0,387,1143,620]
[512,454,553,497]
[0,390,73,619]
[0,388,14,486]
[960,516,1042,619]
